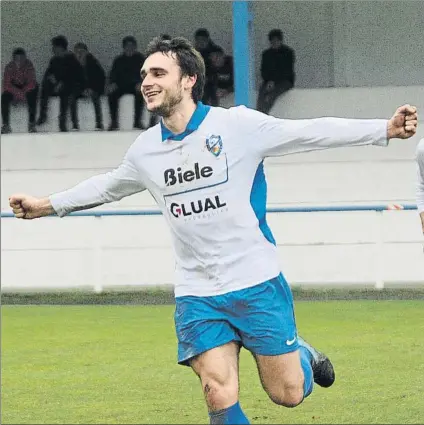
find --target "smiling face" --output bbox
[141,52,196,118]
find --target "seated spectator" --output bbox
[37,35,85,131]
[257,29,295,114]
[1,48,38,134]
[210,47,234,103]
[74,42,106,130]
[194,28,221,106]
[107,36,145,131]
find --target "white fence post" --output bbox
[93,215,103,293]
[375,210,385,289]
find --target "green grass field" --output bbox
[2,300,423,424]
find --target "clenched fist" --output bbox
[9,194,55,219]
[387,104,418,139]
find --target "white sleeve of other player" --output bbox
[416,139,424,213]
[49,151,146,218]
[234,106,388,158]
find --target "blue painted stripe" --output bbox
[232,0,255,107]
[0,204,417,218]
[249,161,276,245]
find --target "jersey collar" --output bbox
[160,102,211,142]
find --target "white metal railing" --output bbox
[1,203,421,292]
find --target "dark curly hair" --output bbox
[146,36,205,103]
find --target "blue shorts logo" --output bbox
[206,135,223,157]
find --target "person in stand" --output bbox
[74,42,106,130]
[1,48,38,134]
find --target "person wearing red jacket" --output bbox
[1,48,38,134]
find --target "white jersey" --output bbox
[50,103,389,297]
[416,138,424,213]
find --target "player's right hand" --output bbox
[9,194,46,219]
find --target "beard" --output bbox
[150,86,184,118]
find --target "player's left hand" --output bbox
[387,104,418,139]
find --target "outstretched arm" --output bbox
[9,153,145,219]
[236,104,418,158]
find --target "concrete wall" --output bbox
[2,1,424,90]
[1,85,424,291]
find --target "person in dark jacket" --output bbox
[1,48,38,134]
[107,36,145,131]
[37,35,85,131]
[74,42,106,130]
[210,47,234,104]
[257,29,295,114]
[194,28,221,106]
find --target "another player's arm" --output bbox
[238,104,417,158]
[416,139,424,234]
[9,153,145,220]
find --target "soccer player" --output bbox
[416,138,424,237]
[9,37,418,425]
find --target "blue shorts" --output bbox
[174,273,299,366]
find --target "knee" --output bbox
[267,382,304,408]
[201,371,238,411]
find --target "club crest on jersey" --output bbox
[206,135,223,157]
